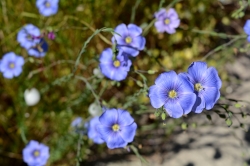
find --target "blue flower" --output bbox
[36,0,59,17]
[96,108,137,149]
[149,71,196,118]
[0,52,25,79]
[111,23,146,57]
[243,20,250,42]
[185,61,222,113]
[71,117,88,134]
[17,24,40,50]
[87,117,105,144]
[22,140,49,166]
[99,48,132,81]
[154,8,180,34]
[28,38,48,58]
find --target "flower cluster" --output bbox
[149,61,221,118]
[99,23,146,81]
[154,8,180,34]
[23,140,49,166]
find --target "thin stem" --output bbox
[130,0,142,23]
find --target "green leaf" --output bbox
[161,112,166,120]
[147,70,156,74]
[154,110,160,117]
[136,80,143,87]
[226,118,232,127]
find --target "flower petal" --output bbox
[130,36,146,50]
[96,125,113,142]
[164,100,183,118]
[178,73,194,93]
[187,61,208,83]
[128,24,142,36]
[119,122,137,142]
[192,95,205,113]
[99,109,118,126]
[106,133,127,149]
[154,21,166,33]
[99,48,113,64]
[149,85,168,108]
[117,109,134,126]
[202,67,222,89]
[155,71,177,91]
[201,87,220,110]
[178,93,196,115]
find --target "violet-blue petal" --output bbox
[130,36,146,50]
[127,24,142,36]
[243,20,250,35]
[99,109,117,126]
[88,117,105,144]
[187,61,207,83]
[192,95,205,113]
[201,87,220,110]
[117,109,134,127]
[202,67,222,89]
[106,133,127,149]
[164,101,183,118]
[155,71,177,90]
[119,123,137,143]
[148,85,168,108]
[178,93,196,115]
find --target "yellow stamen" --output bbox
[164,19,170,24]
[195,83,203,91]
[113,60,120,67]
[168,90,177,99]
[125,36,132,44]
[33,150,40,157]
[45,2,50,7]
[112,124,120,132]
[9,63,15,69]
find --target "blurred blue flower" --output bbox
[87,117,105,144]
[71,117,87,134]
[243,20,250,42]
[154,8,180,34]
[96,108,137,149]
[149,71,196,118]
[112,23,146,57]
[36,0,59,17]
[99,48,132,81]
[28,38,48,58]
[17,24,40,50]
[22,140,49,166]
[185,61,222,113]
[0,52,24,79]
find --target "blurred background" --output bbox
[0,0,250,165]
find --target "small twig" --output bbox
[130,0,142,23]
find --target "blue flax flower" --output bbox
[28,38,48,58]
[36,0,59,17]
[22,140,49,166]
[17,24,40,50]
[243,20,250,42]
[87,117,105,144]
[0,52,24,79]
[96,108,137,149]
[185,61,222,113]
[154,8,180,34]
[99,48,132,81]
[71,117,88,134]
[112,23,146,57]
[149,71,196,118]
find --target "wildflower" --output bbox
[243,20,250,42]
[96,108,137,149]
[0,52,24,79]
[22,140,49,166]
[47,32,55,40]
[88,102,102,117]
[112,23,146,57]
[17,24,40,50]
[148,71,196,118]
[24,88,41,106]
[185,61,222,113]
[154,8,180,34]
[28,38,48,58]
[87,117,105,144]
[99,48,132,81]
[71,117,87,134]
[36,0,59,17]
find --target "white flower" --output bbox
[88,102,102,117]
[24,88,40,106]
